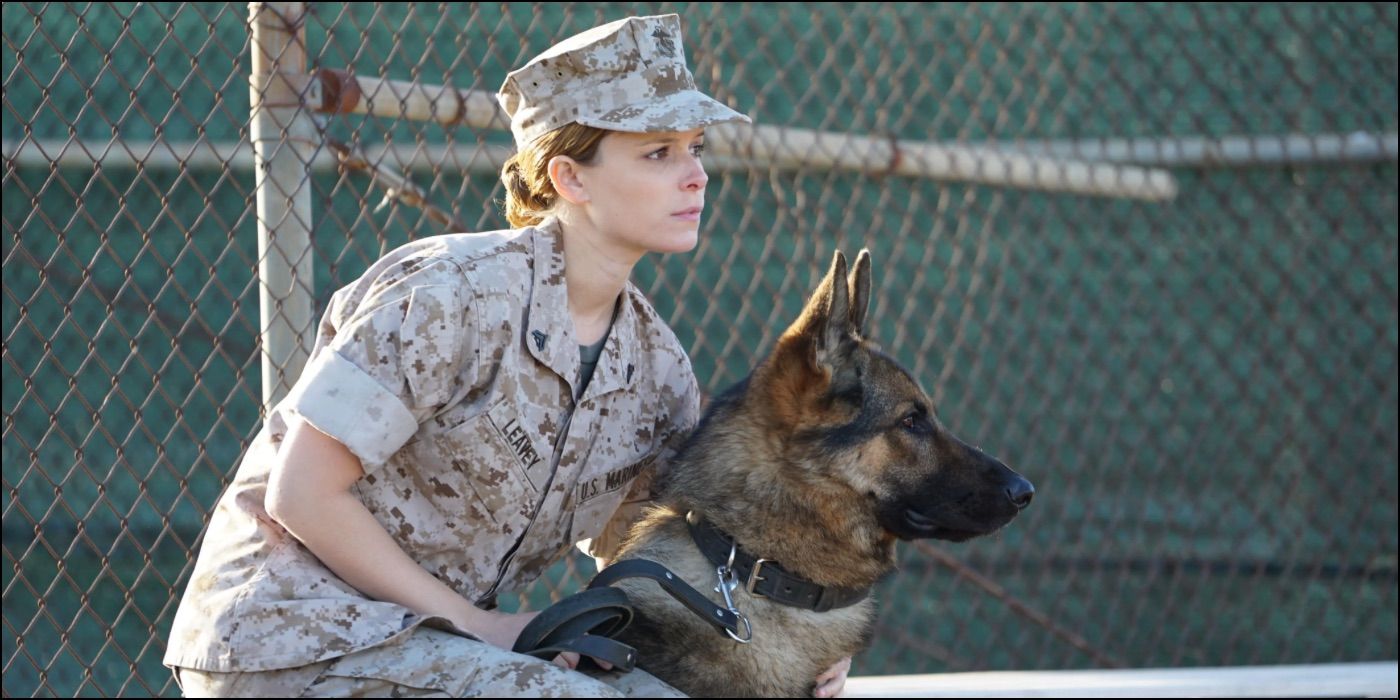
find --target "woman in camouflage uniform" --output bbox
[164,14,851,698]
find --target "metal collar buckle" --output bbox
[715,539,753,644]
[745,558,772,598]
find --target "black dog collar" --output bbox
[685,511,870,613]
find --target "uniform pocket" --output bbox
[391,399,538,530]
[400,284,469,410]
[359,403,537,598]
[567,447,658,546]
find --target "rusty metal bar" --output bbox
[310,71,1178,201]
[325,139,465,232]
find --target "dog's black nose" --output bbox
[1004,476,1034,509]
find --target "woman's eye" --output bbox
[647,143,705,160]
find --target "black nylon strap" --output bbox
[511,558,741,672]
[511,587,638,671]
[685,511,870,613]
[587,558,741,635]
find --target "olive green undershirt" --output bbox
[575,297,621,400]
[577,334,608,400]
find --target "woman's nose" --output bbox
[683,156,708,190]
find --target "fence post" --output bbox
[248,1,316,414]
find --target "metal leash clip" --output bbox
[713,539,753,644]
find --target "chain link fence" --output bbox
[4,2,1397,696]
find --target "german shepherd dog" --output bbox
[608,250,1034,697]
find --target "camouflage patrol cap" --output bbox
[497,14,751,148]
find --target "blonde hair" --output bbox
[500,123,610,228]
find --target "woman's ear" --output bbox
[548,155,590,205]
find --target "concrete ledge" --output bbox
[844,661,1399,698]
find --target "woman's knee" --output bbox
[464,655,627,698]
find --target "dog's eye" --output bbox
[902,412,924,433]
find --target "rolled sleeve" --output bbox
[279,256,474,471]
[284,349,420,466]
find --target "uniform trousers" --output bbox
[173,625,687,698]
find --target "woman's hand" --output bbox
[546,650,614,672]
[461,609,540,652]
[815,656,851,698]
[464,610,613,672]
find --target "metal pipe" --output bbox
[708,122,1179,201]
[248,1,315,414]
[981,132,1399,168]
[3,131,1177,199]
[310,72,1178,201]
[12,131,1395,176]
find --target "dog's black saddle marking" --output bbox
[512,558,742,672]
[686,511,871,613]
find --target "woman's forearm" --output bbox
[265,418,540,650]
[272,489,489,634]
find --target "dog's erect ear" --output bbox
[818,250,852,355]
[781,250,858,374]
[848,249,872,337]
